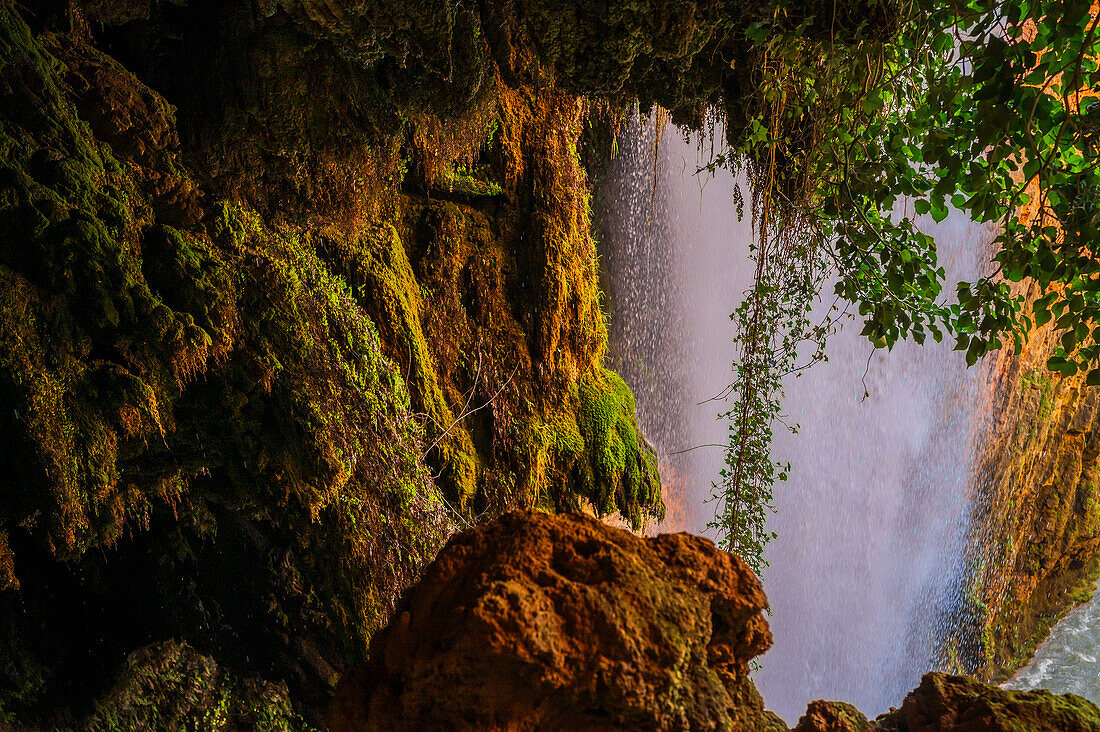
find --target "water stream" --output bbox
[597,116,991,721]
[1003,582,1100,703]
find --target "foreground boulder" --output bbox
[329,511,783,731]
[331,511,1100,731]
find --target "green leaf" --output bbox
[1062,329,1078,353]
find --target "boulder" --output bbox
[329,511,781,731]
[794,700,874,731]
[876,673,1100,732]
[329,511,1100,731]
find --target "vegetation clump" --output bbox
[578,369,662,528]
[84,641,315,732]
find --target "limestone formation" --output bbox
[963,279,1100,681]
[877,673,1100,732]
[329,511,782,731]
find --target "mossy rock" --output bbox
[83,640,316,732]
[0,7,450,719]
[876,673,1100,732]
[577,368,663,529]
[0,0,674,722]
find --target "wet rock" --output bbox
[794,700,874,731]
[875,673,1100,732]
[329,511,780,731]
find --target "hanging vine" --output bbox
[705,0,1100,570]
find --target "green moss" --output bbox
[84,641,315,732]
[522,407,585,512]
[200,202,452,660]
[984,551,1100,684]
[973,362,1100,683]
[439,166,503,198]
[0,5,233,562]
[326,221,480,505]
[515,368,662,529]
[880,673,1100,731]
[1021,369,1057,436]
[577,368,662,529]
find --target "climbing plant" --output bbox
[712,0,1100,569]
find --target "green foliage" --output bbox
[814,0,1100,372]
[710,0,1100,569]
[708,221,831,573]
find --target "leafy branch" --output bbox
[707,0,1100,569]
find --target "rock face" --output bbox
[958,286,1100,681]
[329,511,783,731]
[0,0,916,722]
[877,673,1100,732]
[952,171,1100,682]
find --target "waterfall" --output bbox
[595,118,751,539]
[597,115,991,721]
[757,204,991,718]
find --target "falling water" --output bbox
[757,207,992,718]
[1003,582,1100,703]
[595,118,750,539]
[596,115,992,721]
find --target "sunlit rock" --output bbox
[330,511,783,731]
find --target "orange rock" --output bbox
[329,511,779,731]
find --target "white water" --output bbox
[596,121,751,538]
[758,207,991,719]
[1004,582,1100,703]
[597,117,991,722]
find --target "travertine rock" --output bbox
[793,700,874,732]
[329,511,781,731]
[330,512,1100,732]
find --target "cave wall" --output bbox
[0,0,715,723]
